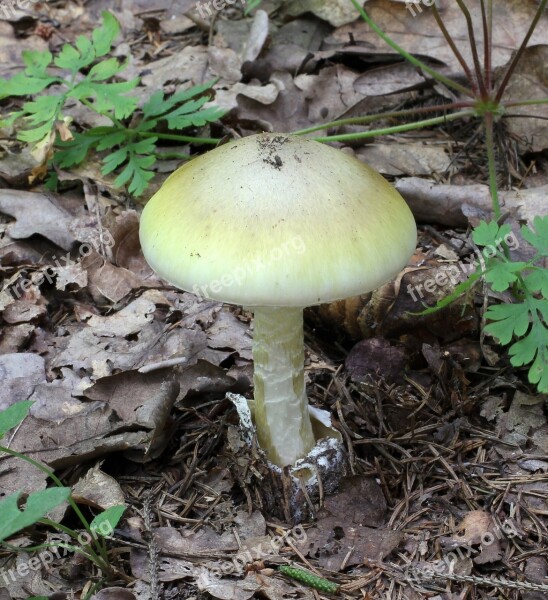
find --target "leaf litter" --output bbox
[0,0,548,599]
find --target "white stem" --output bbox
[252,306,316,467]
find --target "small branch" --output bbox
[312,109,475,143]
[292,102,473,136]
[455,0,487,99]
[432,4,477,94]
[480,0,493,93]
[139,131,220,145]
[505,98,548,108]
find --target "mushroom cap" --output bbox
[139,133,417,307]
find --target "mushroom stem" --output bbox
[252,306,316,467]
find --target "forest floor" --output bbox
[0,1,547,599]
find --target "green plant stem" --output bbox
[483,111,501,220]
[3,539,102,567]
[71,87,223,145]
[154,151,191,159]
[350,0,474,98]
[311,109,475,142]
[0,446,113,568]
[505,98,548,108]
[495,0,548,102]
[455,0,487,99]
[0,445,90,529]
[432,5,477,94]
[138,131,220,145]
[292,102,472,136]
[79,97,125,129]
[38,518,109,569]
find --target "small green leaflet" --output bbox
[90,505,126,538]
[524,267,548,297]
[0,401,33,439]
[101,137,157,196]
[55,82,225,196]
[484,260,527,292]
[0,12,135,144]
[138,81,226,133]
[411,216,548,393]
[485,298,548,392]
[522,215,548,256]
[2,14,225,196]
[472,220,511,249]
[0,488,71,542]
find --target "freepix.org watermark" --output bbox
[191,235,306,301]
[200,524,307,583]
[404,518,518,585]
[405,0,437,17]
[0,520,115,587]
[406,229,519,302]
[4,232,115,301]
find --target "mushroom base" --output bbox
[227,392,346,521]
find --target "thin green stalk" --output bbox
[292,102,472,136]
[38,518,109,570]
[455,0,487,99]
[483,111,501,219]
[503,113,548,122]
[432,5,477,94]
[505,98,548,108]
[495,0,548,102]
[0,445,111,567]
[0,445,92,534]
[154,151,191,159]
[138,131,220,145]
[3,539,101,567]
[311,109,475,142]
[79,97,124,130]
[350,0,474,98]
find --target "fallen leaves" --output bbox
[304,476,403,571]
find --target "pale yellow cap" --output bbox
[139,133,417,307]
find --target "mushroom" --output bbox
[139,133,416,468]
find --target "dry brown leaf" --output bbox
[504,45,548,152]
[72,464,126,510]
[6,376,180,469]
[356,141,452,176]
[303,476,401,570]
[196,570,260,600]
[0,323,34,353]
[329,0,548,77]
[495,391,547,456]
[354,63,426,96]
[263,17,329,73]
[82,250,144,304]
[0,352,45,410]
[130,549,195,582]
[0,190,77,250]
[285,0,358,26]
[396,178,548,228]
